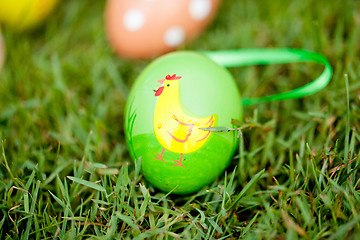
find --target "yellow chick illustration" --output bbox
[153,74,217,168]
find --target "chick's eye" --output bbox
[167,84,170,87]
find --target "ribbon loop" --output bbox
[203,49,332,106]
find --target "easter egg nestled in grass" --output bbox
[124,51,242,194]
[105,0,221,59]
[0,0,58,31]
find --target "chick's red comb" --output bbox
[166,74,182,80]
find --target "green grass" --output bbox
[1,0,360,239]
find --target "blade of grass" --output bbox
[67,176,106,192]
[344,74,350,170]
[227,169,265,210]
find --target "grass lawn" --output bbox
[1,0,360,239]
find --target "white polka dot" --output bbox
[123,9,145,32]
[189,0,212,21]
[163,26,186,47]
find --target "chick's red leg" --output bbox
[154,148,166,163]
[172,153,185,168]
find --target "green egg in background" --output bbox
[124,49,332,194]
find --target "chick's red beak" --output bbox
[155,86,164,96]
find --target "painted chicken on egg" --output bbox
[153,74,217,168]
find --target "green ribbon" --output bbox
[203,48,333,106]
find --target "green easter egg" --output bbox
[124,51,242,194]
